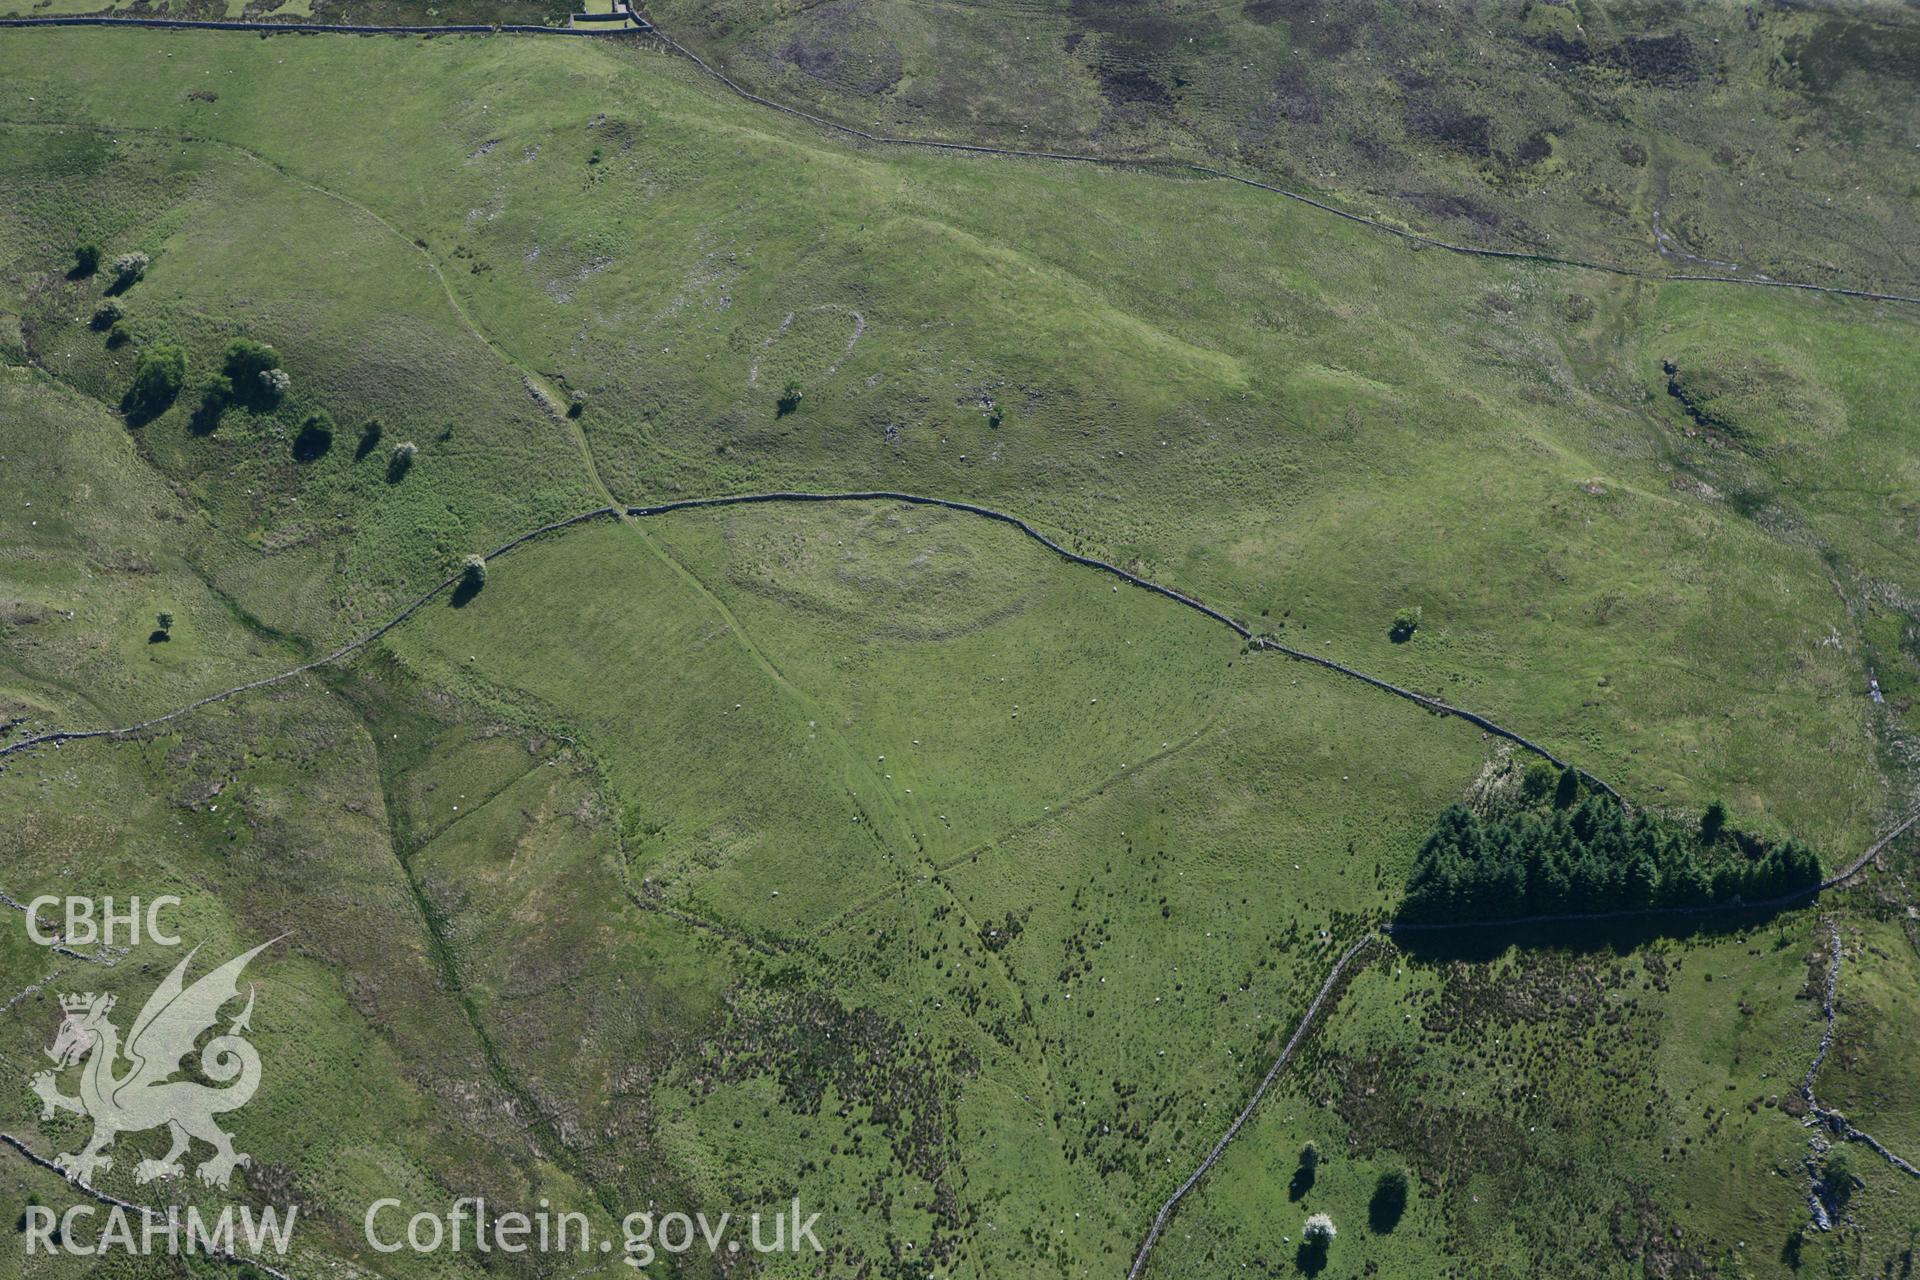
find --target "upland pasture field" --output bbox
[1,14,1917,1280]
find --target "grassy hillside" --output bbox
[3,30,1913,848]
[0,21,1916,1280]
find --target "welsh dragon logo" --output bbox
[31,940,277,1189]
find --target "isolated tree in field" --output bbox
[1368,1169,1409,1232]
[776,378,803,417]
[356,419,384,459]
[1389,604,1421,642]
[73,243,101,277]
[110,251,149,290]
[1700,800,1727,845]
[156,611,174,634]
[293,410,335,462]
[388,440,418,482]
[123,343,187,423]
[452,554,488,606]
[90,299,122,331]
[1289,1140,1320,1200]
[1297,1212,1335,1274]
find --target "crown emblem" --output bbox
[60,992,109,1014]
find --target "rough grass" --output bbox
[2,30,1907,848]
[0,23,1916,1280]
[638,0,1920,292]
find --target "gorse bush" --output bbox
[221,338,286,408]
[73,243,101,277]
[111,251,149,288]
[1399,794,1821,921]
[222,337,279,382]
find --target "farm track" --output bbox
[0,16,1917,306]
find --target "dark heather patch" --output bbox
[1095,57,1174,107]
[1522,29,1594,66]
[1405,103,1494,158]
[692,990,973,1270]
[1267,66,1324,124]
[1399,190,1503,229]
[1069,0,1188,108]
[1609,1197,1716,1279]
[1308,17,1357,58]
[1609,32,1698,86]
[1784,15,1920,95]
[1514,129,1553,166]
[1244,0,1317,24]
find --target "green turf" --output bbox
[1,21,1917,1280]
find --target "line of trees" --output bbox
[1400,787,1820,922]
